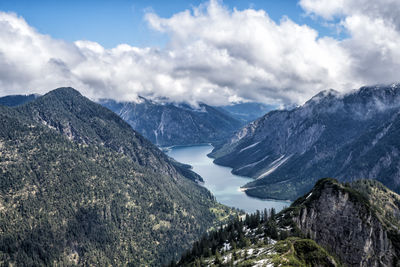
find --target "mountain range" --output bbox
[0,87,235,266]
[0,94,39,107]
[211,84,400,200]
[217,102,275,123]
[99,98,244,147]
[3,85,400,266]
[0,94,271,148]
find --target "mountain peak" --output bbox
[305,88,340,106]
[352,84,400,98]
[47,87,83,98]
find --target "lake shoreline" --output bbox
[167,144,290,213]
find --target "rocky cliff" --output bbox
[284,178,400,266]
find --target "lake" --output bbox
[167,144,290,213]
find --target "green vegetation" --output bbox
[173,208,338,266]
[279,178,400,266]
[0,89,238,266]
[350,179,400,252]
[350,179,400,227]
[270,238,336,267]
[170,160,204,183]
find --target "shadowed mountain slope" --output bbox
[211,84,400,200]
[99,97,243,147]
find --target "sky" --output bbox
[0,0,335,48]
[0,0,399,106]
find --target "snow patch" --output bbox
[257,154,292,179]
[153,130,159,145]
[253,259,273,267]
[239,141,260,153]
[372,123,392,146]
[235,154,270,171]
[222,242,231,251]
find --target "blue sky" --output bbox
[0,0,335,48]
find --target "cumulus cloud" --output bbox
[300,0,400,86]
[0,0,399,105]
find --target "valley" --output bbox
[2,86,400,266]
[2,0,400,265]
[167,145,290,213]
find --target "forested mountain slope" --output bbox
[0,88,234,266]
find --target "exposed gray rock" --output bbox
[286,179,400,266]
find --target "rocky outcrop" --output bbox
[288,179,400,266]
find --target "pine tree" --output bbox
[215,250,222,265]
[270,208,276,220]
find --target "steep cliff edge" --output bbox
[283,178,400,266]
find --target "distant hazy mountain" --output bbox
[211,84,400,200]
[99,97,243,147]
[0,87,234,266]
[177,178,400,266]
[218,102,276,122]
[0,94,39,106]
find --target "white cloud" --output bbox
[300,0,400,87]
[0,0,399,105]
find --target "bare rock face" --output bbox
[287,179,400,266]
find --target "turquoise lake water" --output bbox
[167,144,290,213]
